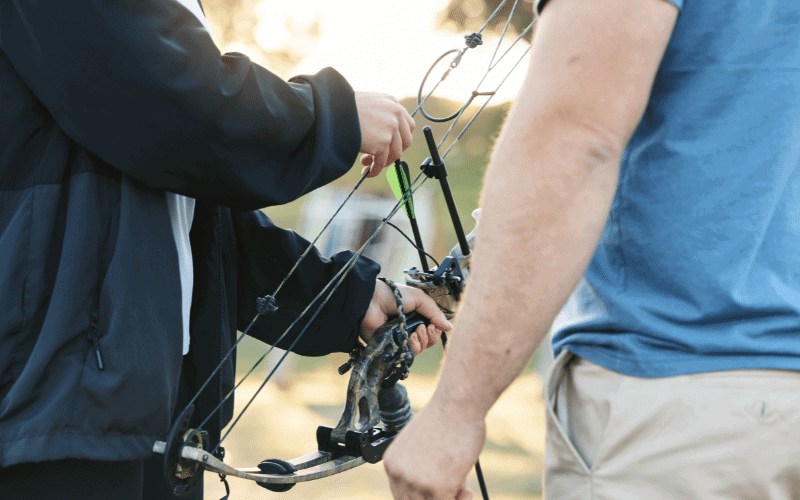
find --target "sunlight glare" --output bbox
[249,0,530,102]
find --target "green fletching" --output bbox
[387,162,415,219]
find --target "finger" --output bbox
[405,107,416,134]
[403,287,453,333]
[426,323,441,347]
[372,146,389,178]
[361,155,376,177]
[410,324,433,354]
[414,324,431,352]
[373,131,402,177]
[418,324,439,351]
[387,469,427,500]
[399,112,414,152]
[409,330,422,356]
[388,130,404,167]
[387,476,408,500]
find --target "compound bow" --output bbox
[154,1,536,497]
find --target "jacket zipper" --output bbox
[216,206,226,448]
[87,310,105,370]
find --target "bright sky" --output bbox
[227,0,532,103]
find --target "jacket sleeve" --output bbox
[0,0,360,211]
[232,209,380,356]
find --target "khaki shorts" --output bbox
[544,350,800,500]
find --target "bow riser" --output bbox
[332,314,424,440]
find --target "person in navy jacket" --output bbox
[0,1,450,498]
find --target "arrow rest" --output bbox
[404,207,480,320]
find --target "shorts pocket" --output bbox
[544,350,592,474]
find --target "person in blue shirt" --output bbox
[385,0,800,499]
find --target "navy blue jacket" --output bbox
[0,0,378,465]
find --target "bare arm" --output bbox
[384,0,679,498]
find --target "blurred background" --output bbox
[197,1,551,498]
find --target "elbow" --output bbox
[493,102,627,203]
[527,108,627,192]
[550,103,631,168]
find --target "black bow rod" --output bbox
[421,126,471,257]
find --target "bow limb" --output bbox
[151,443,366,485]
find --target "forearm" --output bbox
[429,111,622,420]
[232,209,379,356]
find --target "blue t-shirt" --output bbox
[536,0,800,377]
